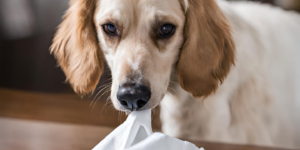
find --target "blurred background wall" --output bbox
[0,0,70,93]
[0,0,299,94]
[0,0,68,39]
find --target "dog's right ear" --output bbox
[177,0,235,98]
[50,0,103,96]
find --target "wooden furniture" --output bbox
[0,88,291,150]
[0,88,126,128]
[0,117,288,150]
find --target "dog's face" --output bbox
[51,0,235,112]
[94,0,185,111]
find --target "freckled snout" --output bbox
[117,83,151,111]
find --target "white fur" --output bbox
[161,1,300,148]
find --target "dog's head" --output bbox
[51,0,235,112]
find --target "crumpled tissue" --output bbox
[92,109,204,150]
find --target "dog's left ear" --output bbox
[177,0,235,97]
[50,0,104,96]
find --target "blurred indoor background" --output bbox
[0,0,299,150]
[0,0,299,93]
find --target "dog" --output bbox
[51,0,300,148]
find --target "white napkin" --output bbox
[92,109,204,150]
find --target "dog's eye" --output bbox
[159,24,175,37]
[103,24,117,35]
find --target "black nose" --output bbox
[117,83,151,110]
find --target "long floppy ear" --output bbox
[50,0,103,96]
[177,0,235,97]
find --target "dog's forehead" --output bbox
[96,0,183,22]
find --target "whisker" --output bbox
[106,102,114,114]
[92,83,111,102]
[91,97,101,111]
[97,87,111,100]
[91,84,111,105]
[101,96,112,116]
[96,82,112,90]
[104,96,112,114]
[98,82,112,88]
[90,85,111,107]
[92,87,111,109]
